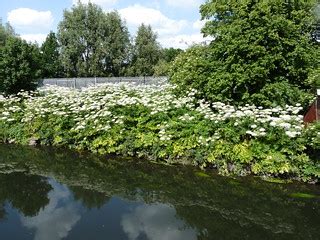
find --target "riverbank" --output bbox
[0,83,319,182]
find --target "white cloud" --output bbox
[159,33,213,49]
[117,4,211,49]
[121,203,197,240]
[73,0,117,7]
[21,181,81,240]
[192,19,206,30]
[7,8,54,31]
[119,4,188,36]
[165,0,203,9]
[20,34,47,45]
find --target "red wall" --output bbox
[317,96,320,120]
[304,101,317,123]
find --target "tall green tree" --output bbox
[41,31,63,78]
[104,11,131,76]
[154,48,184,76]
[0,20,16,48]
[171,0,319,107]
[129,24,161,76]
[0,37,42,95]
[58,2,130,77]
[161,47,183,62]
[58,2,106,77]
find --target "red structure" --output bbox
[303,90,320,123]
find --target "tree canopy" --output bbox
[41,31,63,78]
[0,20,16,48]
[128,24,161,76]
[104,11,131,76]
[0,37,42,95]
[58,3,130,77]
[154,48,184,76]
[171,0,320,107]
[161,47,183,62]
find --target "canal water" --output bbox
[0,144,319,240]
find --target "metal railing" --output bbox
[38,76,168,89]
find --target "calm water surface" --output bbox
[0,144,319,240]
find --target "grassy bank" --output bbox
[0,83,319,182]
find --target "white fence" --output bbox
[39,77,168,89]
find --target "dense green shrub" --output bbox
[171,0,319,108]
[0,84,319,182]
[0,37,42,95]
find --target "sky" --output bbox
[0,0,210,49]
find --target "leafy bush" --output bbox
[0,37,41,95]
[0,83,319,182]
[171,0,319,108]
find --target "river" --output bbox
[0,144,319,240]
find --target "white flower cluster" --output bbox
[0,83,311,141]
[196,101,304,138]
[159,127,172,141]
[178,113,195,121]
[0,95,6,103]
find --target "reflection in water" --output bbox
[122,203,197,240]
[0,144,319,240]
[21,180,81,240]
[71,186,110,210]
[0,204,5,221]
[0,173,52,218]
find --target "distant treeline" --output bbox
[0,2,183,94]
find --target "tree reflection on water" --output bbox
[0,144,319,240]
[0,172,52,218]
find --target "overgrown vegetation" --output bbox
[170,0,320,108]
[0,84,319,182]
[1,1,320,183]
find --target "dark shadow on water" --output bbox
[0,144,319,240]
[0,172,52,218]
